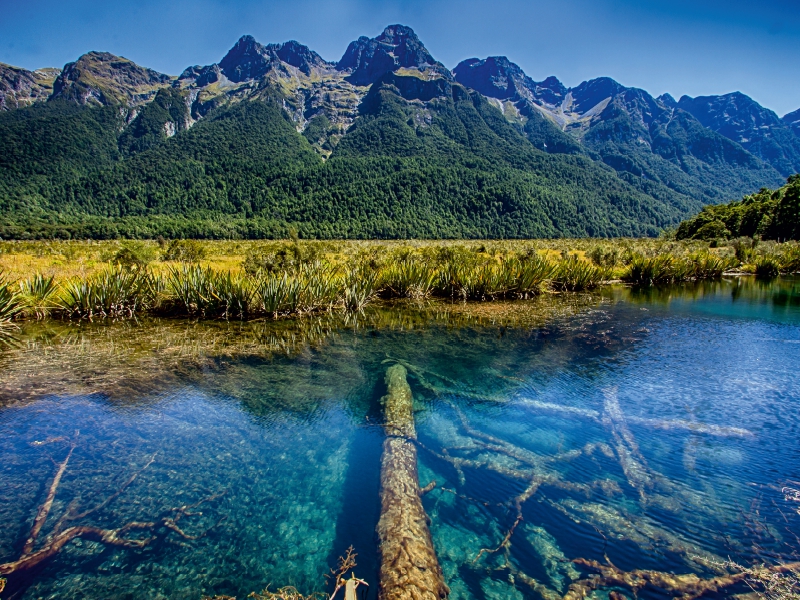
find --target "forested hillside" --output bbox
[676,175,800,241]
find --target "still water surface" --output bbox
[0,277,798,600]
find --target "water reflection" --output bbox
[0,279,798,599]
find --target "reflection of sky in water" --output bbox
[0,277,798,599]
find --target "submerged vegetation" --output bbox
[0,237,798,324]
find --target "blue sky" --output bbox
[1,0,798,115]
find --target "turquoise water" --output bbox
[0,277,798,599]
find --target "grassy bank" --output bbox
[1,238,798,325]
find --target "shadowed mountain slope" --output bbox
[678,92,800,177]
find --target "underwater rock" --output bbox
[377,364,449,599]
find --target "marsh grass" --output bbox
[1,238,796,322]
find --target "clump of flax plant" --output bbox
[18,273,58,319]
[58,267,154,319]
[0,272,24,326]
[552,255,607,291]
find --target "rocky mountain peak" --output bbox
[336,24,450,86]
[51,51,172,106]
[452,56,525,100]
[183,36,330,86]
[678,92,800,176]
[274,40,331,75]
[677,92,784,139]
[657,93,677,108]
[218,35,272,82]
[452,56,566,106]
[0,63,60,110]
[569,77,629,113]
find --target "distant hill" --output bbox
[0,25,797,239]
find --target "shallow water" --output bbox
[0,277,798,599]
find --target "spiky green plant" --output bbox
[166,265,218,316]
[343,267,378,312]
[383,259,437,299]
[0,274,23,325]
[553,256,606,291]
[755,255,781,279]
[300,262,342,311]
[58,268,149,318]
[777,245,800,274]
[254,273,305,317]
[623,254,677,286]
[213,271,253,319]
[18,273,58,318]
[689,253,735,279]
[506,254,556,297]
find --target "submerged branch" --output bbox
[1,442,223,578]
[23,436,77,555]
[565,558,800,600]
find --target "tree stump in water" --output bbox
[377,364,449,600]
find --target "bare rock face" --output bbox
[51,52,173,107]
[177,35,367,152]
[0,63,60,110]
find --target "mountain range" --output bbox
[0,24,797,239]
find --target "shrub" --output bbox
[162,239,207,263]
[343,265,378,311]
[383,259,437,299]
[112,243,158,270]
[58,268,152,318]
[588,246,621,268]
[689,252,735,279]
[622,254,676,286]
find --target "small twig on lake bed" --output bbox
[473,513,523,564]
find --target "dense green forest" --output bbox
[676,175,800,241]
[0,80,703,240]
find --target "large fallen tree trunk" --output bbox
[377,364,449,600]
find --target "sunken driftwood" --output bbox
[0,434,223,578]
[377,364,449,600]
[564,558,800,600]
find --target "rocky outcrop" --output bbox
[0,63,59,110]
[51,52,172,106]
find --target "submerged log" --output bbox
[377,364,449,600]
